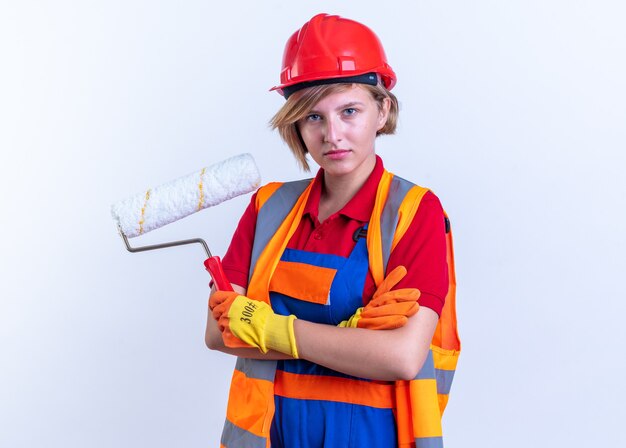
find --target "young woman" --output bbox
[206,13,459,448]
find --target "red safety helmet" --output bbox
[270,13,396,97]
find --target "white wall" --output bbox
[1,1,624,446]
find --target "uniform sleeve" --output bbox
[219,192,258,289]
[387,191,449,316]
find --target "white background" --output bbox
[1,1,625,446]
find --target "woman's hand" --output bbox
[339,265,420,330]
[209,290,255,349]
[209,290,299,358]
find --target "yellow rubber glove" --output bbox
[209,290,299,358]
[339,265,420,330]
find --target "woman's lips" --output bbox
[324,149,351,160]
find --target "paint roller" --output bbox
[110,153,261,291]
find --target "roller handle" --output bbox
[204,256,234,292]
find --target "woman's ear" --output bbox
[377,97,391,131]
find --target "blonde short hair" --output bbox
[270,83,399,171]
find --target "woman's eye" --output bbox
[343,108,357,116]
[306,114,321,121]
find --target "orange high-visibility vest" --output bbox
[220,171,460,448]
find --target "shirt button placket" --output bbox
[313,221,326,241]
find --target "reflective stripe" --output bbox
[391,185,430,253]
[415,436,444,448]
[235,358,277,382]
[414,350,436,380]
[416,351,456,394]
[250,179,310,282]
[380,176,413,275]
[435,368,455,395]
[221,419,267,448]
[254,182,282,210]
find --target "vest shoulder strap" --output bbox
[378,174,431,278]
[249,180,312,282]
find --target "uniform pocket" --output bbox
[269,260,337,305]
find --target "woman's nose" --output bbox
[323,116,343,145]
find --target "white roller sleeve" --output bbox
[111,153,261,238]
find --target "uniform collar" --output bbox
[303,155,385,223]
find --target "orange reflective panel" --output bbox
[269,260,337,305]
[226,369,275,437]
[274,370,395,409]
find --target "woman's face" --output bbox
[297,85,390,180]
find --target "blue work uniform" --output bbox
[268,232,397,448]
